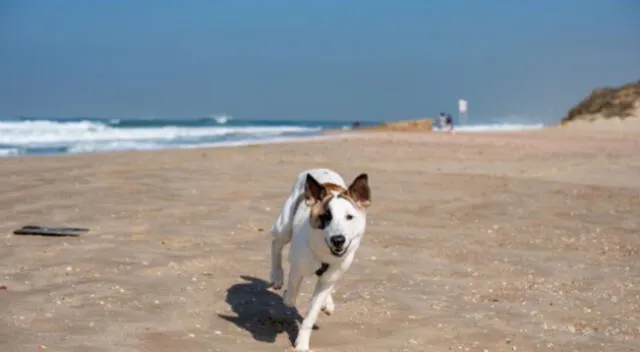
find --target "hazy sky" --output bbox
[1,0,638,123]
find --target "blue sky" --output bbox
[0,0,638,123]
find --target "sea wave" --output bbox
[0,118,323,156]
[207,114,233,124]
[0,120,319,145]
[0,116,547,157]
[0,147,21,156]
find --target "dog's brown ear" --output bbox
[348,173,371,208]
[304,173,327,205]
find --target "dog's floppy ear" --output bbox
[304,173,327,205]
[347,173,371,208]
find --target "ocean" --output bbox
[0,115,544,157]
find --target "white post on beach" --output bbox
[458,99,468,125]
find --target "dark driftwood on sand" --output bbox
[13,225,89,237]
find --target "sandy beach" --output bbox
[1,123,639,352]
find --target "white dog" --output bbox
[269,168,371,351]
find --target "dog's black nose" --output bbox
[330,235,346,248]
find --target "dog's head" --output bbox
[303,172,371,257]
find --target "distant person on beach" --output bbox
[352,120,361,129]
[445,113,454,133]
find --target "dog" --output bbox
[269,168,371,351]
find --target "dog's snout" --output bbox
[330,235,346,248]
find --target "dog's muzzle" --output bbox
[327,235,349,257]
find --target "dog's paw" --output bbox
[269,268,284,290]
[321,295,335,316]
[321,303,334,316]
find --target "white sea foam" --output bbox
[0,120,319,147]
[0,147,21,156]
[211,114,232,124]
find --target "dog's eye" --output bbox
[345,214,354,221]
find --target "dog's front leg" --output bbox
[321,287,335,315]
[294,279,334,351]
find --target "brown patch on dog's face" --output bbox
[309,197,333,230]
[323,182,346,193]
[304,175,339,229]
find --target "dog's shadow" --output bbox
[218,275,309,345]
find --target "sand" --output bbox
[1,123,639,352]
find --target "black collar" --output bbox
[315,262,330,276]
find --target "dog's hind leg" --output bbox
[282,265,303,308]
[269,197,297,290]
[269,176,305,290]
[269,238,285,289]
